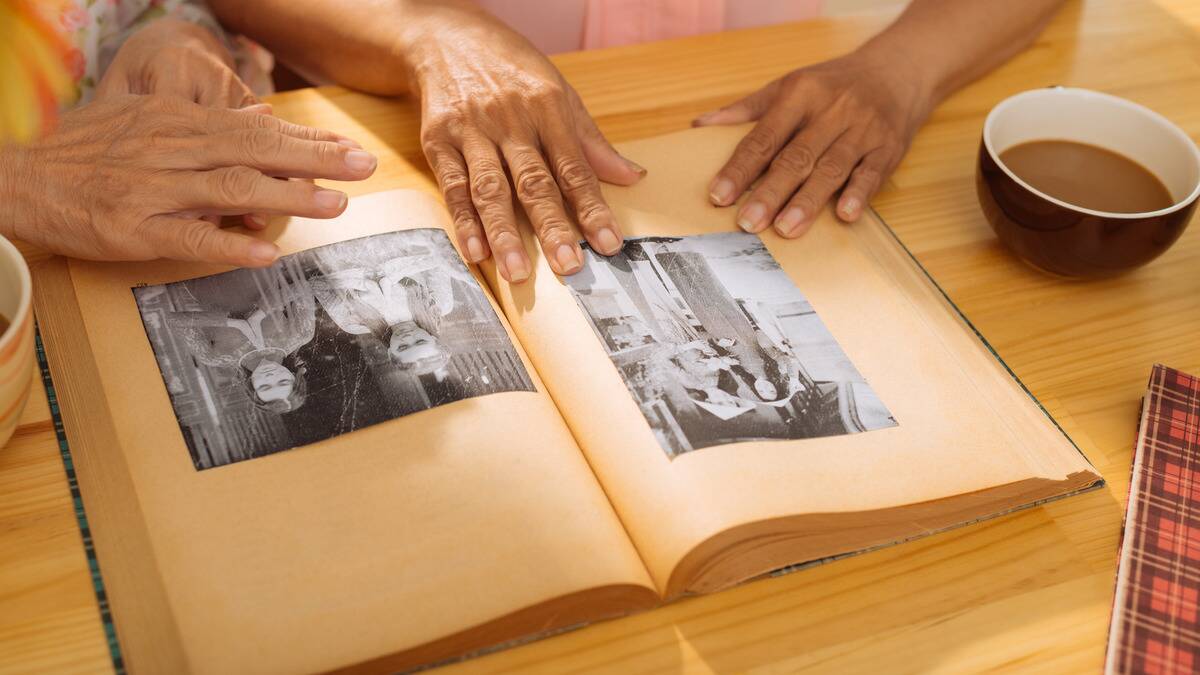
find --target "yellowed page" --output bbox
[66,190,654,674]
[484,126,1096,593]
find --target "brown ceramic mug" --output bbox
[977,87,1200,277]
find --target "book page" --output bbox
[60,190,655,673]
[483,126,1096,594]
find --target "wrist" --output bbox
[391,0,494,91]
[855,30,945,105]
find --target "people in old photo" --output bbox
[303,230,477,383]
[135,229,534,471]
[153,261,316,415]
[564,232,896,458]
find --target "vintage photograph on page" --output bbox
[134,229,534,470]
[564,233,895,458]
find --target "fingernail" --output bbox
[246,213,267,228]
[555,244,581,274]
[248,240,279,264]
[504,250,529,282]
[622,156,647,176]
[314,189,347,211]
[336,137,363,149]
[466,236,485,262]
[345,150,377,173]
[776,207,806,236]
[737,202,767,232]
[693,111,717,126]
[839,197,861,220]
[595,227,622,255]
[709,178,736,206]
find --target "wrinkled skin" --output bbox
[96,18,259,109]
[408,4,646,282]
[0,95,376,267]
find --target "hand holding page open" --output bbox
[33,125,1103,673]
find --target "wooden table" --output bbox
[3,0,1198,672]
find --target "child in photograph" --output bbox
[162,262,315,414]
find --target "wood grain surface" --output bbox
[2,1,1197,672]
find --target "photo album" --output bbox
[33,125,1103,674]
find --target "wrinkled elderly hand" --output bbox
[696,49,932,238]
[0,95,376,267]
[404,3,646,282]
[97,18,258,109]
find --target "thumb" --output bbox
[569,88,646,186]
[148,216,280,267]
[693,81,781,127]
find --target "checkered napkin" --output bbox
[1106,365,1200,675]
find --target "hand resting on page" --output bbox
[694,0,1067,238]
[0,95,377,267]
[404,2,646,282]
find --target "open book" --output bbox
[33,126,1102,674]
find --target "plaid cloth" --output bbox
[1106,365,1200,675]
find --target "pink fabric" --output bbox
[475,0,825,54]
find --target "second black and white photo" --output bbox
[563,232,896,458]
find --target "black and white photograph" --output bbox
[564,232,896,458]
[134,229,534,471]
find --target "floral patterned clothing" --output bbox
[35,0,273,107]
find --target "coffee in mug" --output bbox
[998,140,1174,214]
[977,87,1200,277]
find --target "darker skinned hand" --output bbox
[696,49,933,237]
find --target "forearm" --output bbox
[205,0,492,96]
[862,0,1067,102]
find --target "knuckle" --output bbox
[514,166,558,202]
[421,114,462,143]
[527,81,566,106]
[773,144,816,176]
[815,156,849,181]
[750,185,783,208]
[450,211,480,235]
[722,162,754,187]
[314,141,341,167]
[740,130,778,160]
[211,166,261,206]
[243,129,285,160]
[439,171,472,204]
[791,192,820,216]
[854,166,882,186]
[575,202,611,230]
[470,168,510,202]
[532,215,572,240]
[179,223,217,257]
[553,157,594,193]
[486,228,523,252]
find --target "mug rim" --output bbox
[983,86,1200,220]
[0,235,32,354]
